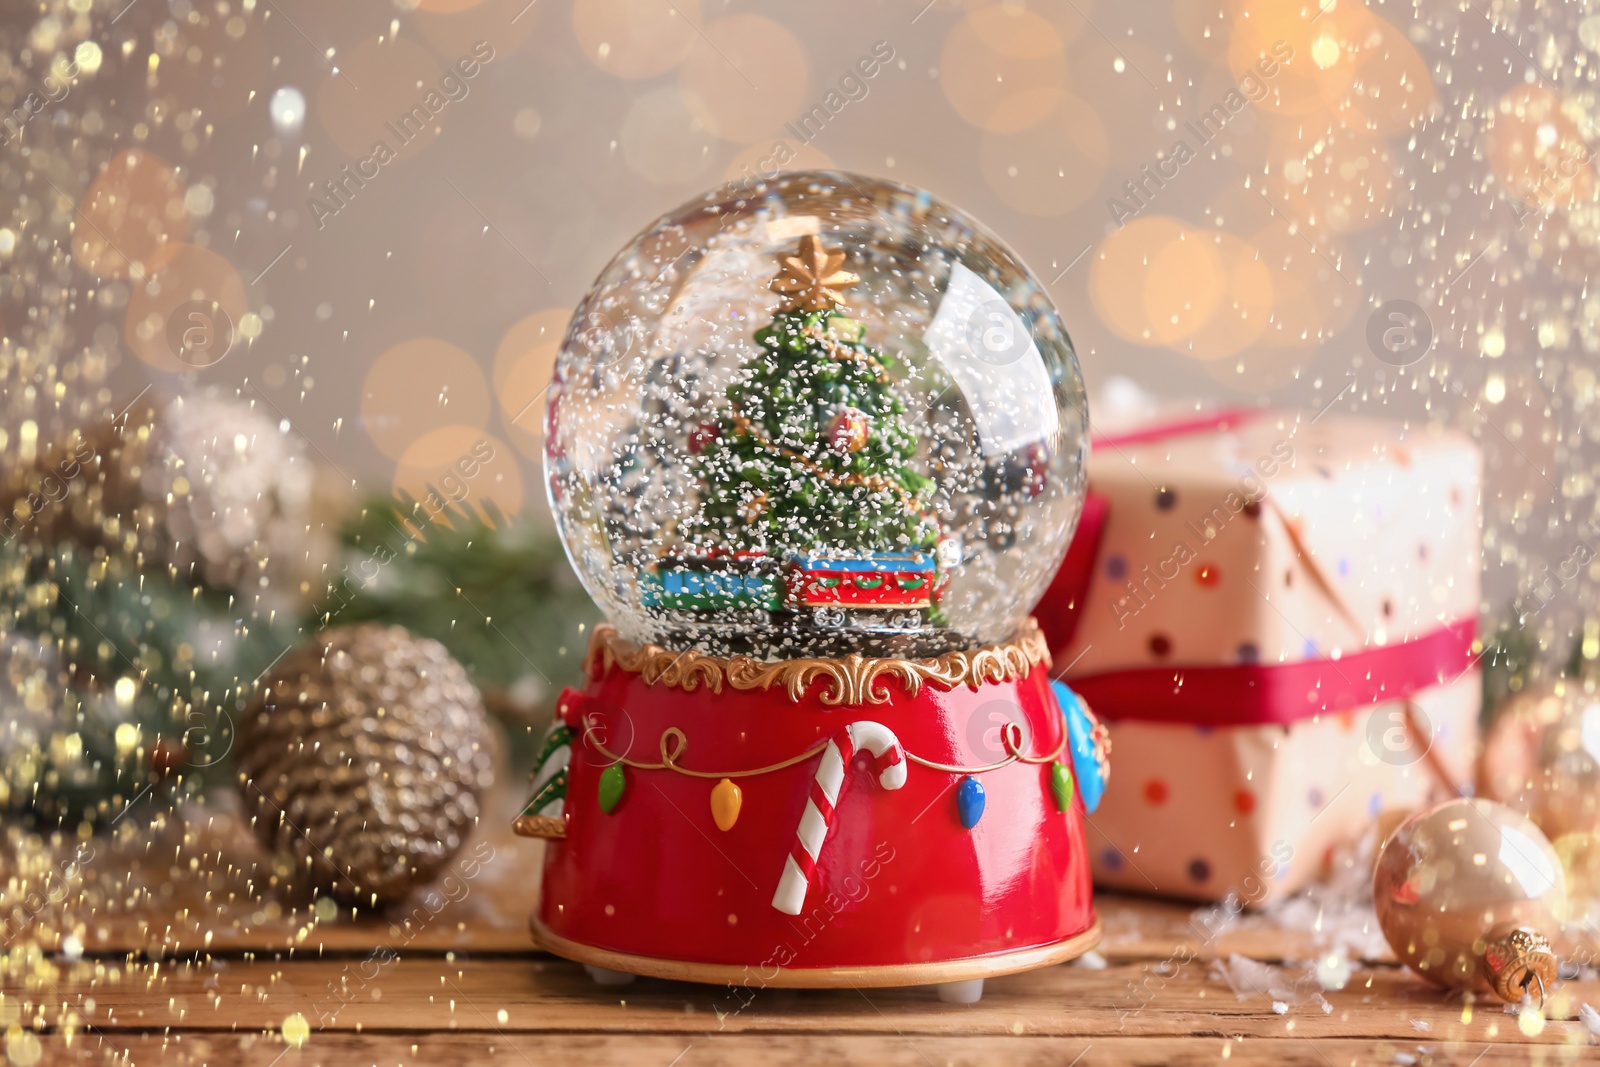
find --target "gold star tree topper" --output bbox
[770,234,860,312]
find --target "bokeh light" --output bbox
[1181,232,1275,362]
[493,309,569,394]
[72,150,189,280]
[417,0,541,58]
[494,309,569,459]
[122,243,247,372]
[361,339,492,460]
[1487,85,1596,214]
[678,14,810,144]
[395,427,523,518]
[1225,0,1369,117]
[269,87,307,135]
[1145,228,1226,346]
[574,0,702,80]
[620,87,717,184]
[318,39,456,159]
[1089,216,1192,345]
[1331,14,1437,135]
[979,94,1109,216]
[940,6,1068,133]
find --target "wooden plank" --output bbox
[23,1031,1597,1067]
[1096,888,1394,966]
[0,798,538,958]
[10,955,1599,1047]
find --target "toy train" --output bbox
[639,550,942,634]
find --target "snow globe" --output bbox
[516,171,1108,1002]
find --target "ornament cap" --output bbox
[1480,924,1557,1006]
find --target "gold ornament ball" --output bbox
[1373,797,1564,1000]
[1480,678,1600,895]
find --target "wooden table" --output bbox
[4,792,1599,1066]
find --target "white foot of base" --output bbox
[934,978,984,1004]
[584,965,636,987]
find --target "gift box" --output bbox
[1037,410,1481,904]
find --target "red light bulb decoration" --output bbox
[827,407,871,454]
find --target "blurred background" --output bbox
[9,2,1600,1022]
[4,0,1595,667]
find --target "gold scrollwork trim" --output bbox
[583,618,1051,706]
[514,814,567,840]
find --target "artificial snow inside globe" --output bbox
[517,172,1109,1001]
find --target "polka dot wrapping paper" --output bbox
[1081,686,1477,904]
[1038,410,1481,904]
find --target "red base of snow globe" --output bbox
[515,618,1101,993]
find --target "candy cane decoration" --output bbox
[772,720,906,916]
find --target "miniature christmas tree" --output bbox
[684,235,938,559]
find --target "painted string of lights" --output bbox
[513,708,1084,909]
[581,715,1073,916]
[515,678,1111,839]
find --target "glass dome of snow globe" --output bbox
[546,171,1088,660]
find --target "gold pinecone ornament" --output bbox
[237,624,495,907]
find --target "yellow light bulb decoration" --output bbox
[710,777,742,832]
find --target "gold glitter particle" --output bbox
[281,1013,310,1049]
[5,1026,42,1067]
[73,40,102,75]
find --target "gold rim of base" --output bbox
[584,617,1051,707]
[529,913,1101,988]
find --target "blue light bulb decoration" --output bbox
[956,775,986,829]
[1051,680,1109,814]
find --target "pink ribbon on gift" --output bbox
[1064,617,1479,727]
[1041,406,1480,728]
[1090,407,1262,450]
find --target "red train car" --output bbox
[787,551,938,631]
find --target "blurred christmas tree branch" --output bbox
[314,491,599,734]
